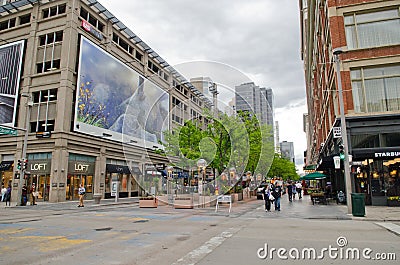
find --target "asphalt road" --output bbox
[0,197,399,265]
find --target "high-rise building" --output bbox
[300,0,400,206]
[280,141,295,164]
[235,82,274,126]
[0,0,211,203]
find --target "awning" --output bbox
[300,172,327,180]
[106,164,131,174]
[0,161,13,171]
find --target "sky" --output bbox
[102,0,307,172]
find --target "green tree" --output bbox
[267,153,298,180]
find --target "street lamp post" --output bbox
[166,166,173,206]
[197,159,206,208]
[333,48,353,214]
[16,93,32,206]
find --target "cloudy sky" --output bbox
[103,0,307,171]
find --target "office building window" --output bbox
[0,17,16,31]
[39,31,63,46]
[19,14,30,25]
[43,3,66,19]
[345,9,400,49]
[80,7,104,32]
[351,65,400,113]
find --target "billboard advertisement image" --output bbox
[0,40,24,126]
[75,37,169,147]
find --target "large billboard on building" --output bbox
[74,37,169,147]
[0,40,24,126]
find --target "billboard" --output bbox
[0,40,24,126]
[74,37,169,147]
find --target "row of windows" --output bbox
[39,31,63,46]
[43,3,66,19]
[36,59,60,74]
[172,96,188,111]
[190,95,203,107]
[173,80,189,96]
[30,119,55,133]
[32,89,57,103]
[171,114,183,125]
[0,13,30,31]
[112,33,143,62]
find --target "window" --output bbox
[30,119,55,133]
[43,3,66,19]
[80,7,104,32]
[147,60,159,74]
[19,14,30,25]
[351,65,400,113]
[0,17,16,31]
[135,51,143,62]
[32,89,57,103]
[39,31,63,46]
[36,59,60,73]
[345,9,400,49]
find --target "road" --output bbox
[0,196,399,265]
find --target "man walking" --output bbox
[272,182,282,211]
[262,184,272,212]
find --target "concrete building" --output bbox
[235,82,274,126]
[0,0,211,203]
[300,0,400,205]
[280,141,295,164]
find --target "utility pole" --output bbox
[333,48,353,214]
[16,93,32,206]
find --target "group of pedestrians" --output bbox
[262,181,283,212]
[262,179,304,212]
[1,185,12,206]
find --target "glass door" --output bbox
[38,175,50,201]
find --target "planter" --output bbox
[139,197,158,208]
[174,197,193,209]
[233,192,243,202]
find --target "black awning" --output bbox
[316,155,335,171]
[106,164,131,174]
[0,161,13,171]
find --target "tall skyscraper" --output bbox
[235,82,274,126]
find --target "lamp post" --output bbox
[15,93,32,206]
[166,166,173,205]
[333,48,353,214]
[197,159,206,208]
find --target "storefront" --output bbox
[352,148,400,206]
[67,154,95,200]
[105,163,141,199]
[0,160,14,190]
[27,153,52,201]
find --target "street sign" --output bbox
[0,126,17,136]
[333,127,341,138]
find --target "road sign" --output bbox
[0,126,17,136]
[333,127,341,138]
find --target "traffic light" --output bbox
[22,159,28,170]
[17,160,22,170]
[339,145,345,160]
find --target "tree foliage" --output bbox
[267,153,298,180]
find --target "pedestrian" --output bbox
[78,183,85,207]
[291,182,297,200]
[262,184,272,212]
[5,186,11,206]
[272,182,282,211]
[295,182,302,199]
[22,184,28,206]
[30,183,37,205]
[287,181,293,202]
[1,186,7,202]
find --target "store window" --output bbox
[345,9,400,49]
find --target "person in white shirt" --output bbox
[1,186,7,202]
[295,182,303,199]
[78,184,86,207]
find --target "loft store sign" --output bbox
[31,163,47,171]
[75,163,89,172]
[375,151,400,158]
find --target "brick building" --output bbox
[300,0,400,205]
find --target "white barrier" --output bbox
[215,195,232,213]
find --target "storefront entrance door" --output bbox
[37,175,50,201]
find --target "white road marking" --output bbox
[172,227,241,265]
[375,222,400,236]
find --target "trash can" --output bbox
[351,193,365,217]
[93,194,102,204]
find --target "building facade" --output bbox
[280,141,295,164]
[235,82,274,126]
[0,0,211,203]
[300,0,400,205]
